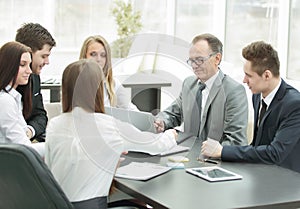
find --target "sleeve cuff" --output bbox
[27,125,36,138]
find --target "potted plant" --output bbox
[111,0,142,58]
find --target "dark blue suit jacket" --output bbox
[222,79,300,173]
[20,74,47,141]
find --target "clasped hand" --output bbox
[154,119,165,133]
[201,138,223,158]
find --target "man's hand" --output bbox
[201,138,223,158]
[154,119,165,133]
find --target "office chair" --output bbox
[0,143,74,209]
[0,144,147,209]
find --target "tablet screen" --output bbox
[186,166,242,182]
[193,168,235,178]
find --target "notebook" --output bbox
[104,106,156,133]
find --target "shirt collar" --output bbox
[4,85,22,101]
[198,70,219,91]
[261,79,281,107]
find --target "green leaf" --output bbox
[110,0,142,57]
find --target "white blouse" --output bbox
[45,107,176,202]
[0,86,44,156]
[104,78,138,110]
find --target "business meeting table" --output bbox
[115,136,300,209]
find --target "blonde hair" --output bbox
[79,35,116,106]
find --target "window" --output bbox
[225,0,279,74]
[0,0,47,43]
[175,0,217,42]
[288,0,300,80]
[54,0,116,49]
[134,0,167,34]
[0,0,299,86]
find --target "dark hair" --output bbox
[62,59,105,113]
[192,33,223,55]
[242,41,280,77]
[0,41,32,119]
[15,23,56,52]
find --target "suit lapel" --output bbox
[253,94,260,125]
[199,71,224,134]
[252,94,260,144]
[254,79,287,146]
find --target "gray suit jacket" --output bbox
[158,70,248,145]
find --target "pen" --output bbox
[203,159,218,164]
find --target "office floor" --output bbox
[109,189,151,208]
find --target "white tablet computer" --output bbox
[186,166,242,182]
[104,106,156,133]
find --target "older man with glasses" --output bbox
[155,33,248,152]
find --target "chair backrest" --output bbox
[0,143,74,209]
[44,102,62,120]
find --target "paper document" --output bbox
[115,162,171,181]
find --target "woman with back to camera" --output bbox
[45,59,177,209]
[79,35,138,110]
[0,41,44,156]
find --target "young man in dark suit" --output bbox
[202,41,300,173]
[16,23,56,142]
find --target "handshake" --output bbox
[154,118,222,158]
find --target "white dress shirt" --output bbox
[261,79,282,108]
[45,107,176,202]
[200,70,219,117]
[104,78,138,110]
[0,86,45,156]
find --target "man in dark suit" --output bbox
[202,41,300,173]
[16,23,56,142]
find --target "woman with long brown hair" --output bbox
[0,41,44,156]
[45,59,177,209]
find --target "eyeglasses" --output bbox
[186,52,217,66]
